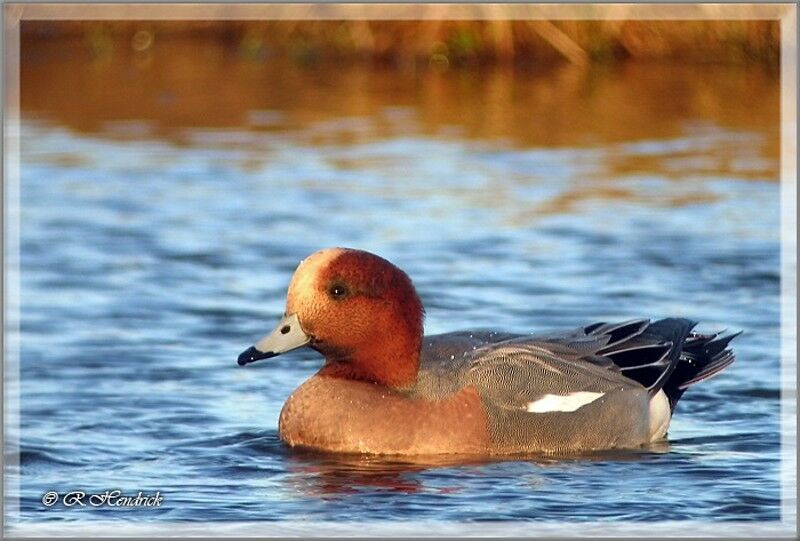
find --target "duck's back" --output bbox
[413,318,738,454]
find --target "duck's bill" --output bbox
[237,313,310,366]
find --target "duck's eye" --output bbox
[329,283,348,299]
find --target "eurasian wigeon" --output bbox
[238,248,738,455]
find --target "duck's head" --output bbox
[238,248,425,388]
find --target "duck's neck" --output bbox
[318,332,421,389]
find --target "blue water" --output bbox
[10,63,784,529]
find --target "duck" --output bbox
[237,247,739,455]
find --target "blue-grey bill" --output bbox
[237,312,311,366]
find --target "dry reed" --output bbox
[22,19,779,68]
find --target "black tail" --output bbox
[597,317,695,396]
[662,329,741,411]
[589,318,739,411]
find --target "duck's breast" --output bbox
[279,374,490,455]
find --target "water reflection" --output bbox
[21,37,778,183]
[281,442,673,498]
[286,453,427,496]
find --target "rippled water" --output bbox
[8,49,788,533]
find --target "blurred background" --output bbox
[15,15,784,528]
[21,18,779,137]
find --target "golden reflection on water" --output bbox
[21,35,780,222]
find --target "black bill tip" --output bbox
[237,346,278,366]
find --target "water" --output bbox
[9,42,786,532]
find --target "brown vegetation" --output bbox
[22,19,779,68]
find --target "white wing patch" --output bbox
[526,391,605,413]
